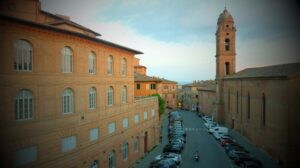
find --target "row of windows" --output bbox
[14,39,127,75]
[14,109,156,166]
[14,135,140,167]
[135,83,156,90]
[228,91,266,126]
[15,86,128,121]
[109,110,155,134]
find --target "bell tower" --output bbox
[216,8,236,80]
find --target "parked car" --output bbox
[239,159,263,168]
[227,150,250,160]
[213,131,228,140]
[154,153,182,165]
[163,144,182,154]
[149,158,178,168]
[209,126,228,134]
[225,145,248,154]
[233,154,262,167]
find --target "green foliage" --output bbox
[151,94,165,118]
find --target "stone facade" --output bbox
[0,1,159,167]
[197,84,217,118]
[160,80,178,110]
[213,9,300,167]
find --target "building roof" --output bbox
[224,62,300,79]
[134,65,147,69]
[197,83,217,92]
[0,14,143,54]
[218,8,234,24]
[41,10,101,36]
[161,78,177,84]
[134,73,162,82]
[183,80,215,87]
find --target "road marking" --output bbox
[184,127,208,132]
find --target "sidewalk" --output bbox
[132,111,169,168]
[229,129,280,168]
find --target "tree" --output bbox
[151,94,165,118]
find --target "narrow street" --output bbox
[134,109,279,168]
[178,110,232,168]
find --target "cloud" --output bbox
[40,0,300,83]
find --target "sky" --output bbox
[41,0,300,84]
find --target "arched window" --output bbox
[225,38,230,51]
[62,88,73,114]
[88,52,96,74]
[107,55,113,75]
[108,86,113,106]
[122,143,129,160]
[121,58,127,76]
[225,62,230,75]
[61,47,73,73]
[262,93,266,126]
[89,87,96,109]
[236,91,239,114]
[15,90,33,120]
[122,86,127,104]
[14,40,32,71]
[108,150,115,168]
[247,92,250,120]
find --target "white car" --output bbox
[154,153,182,165]
[213,131,228,140]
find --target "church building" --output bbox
[214,9,300,167]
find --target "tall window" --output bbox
[61,47,73,73]
[89,127,99,142]
[122,86,127,104]
[262,93,266,126]
[151,109,155,117]
[225,62,230,75]
[108,122,116,134]
[136,83,140,90]
[247,92,250,120]
[121,58,127,76]
[122,143,129,160]
[88,52,96,74]
[150,84,156,90]
[15,90,33,121]
[89,87,96,109]
[108,86,113,106]
[228,89,230,113]
[108,151,115,168]
[134,137,139,152]
[122,117,129,128]
[225,38,230,51]
[134,114,139,124]
[62,88,73,114]
[144,111,148,120]
[236,91,239,114]
[14,40,32,71]
[107,55,113,75]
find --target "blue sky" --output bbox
[41,0,300,84]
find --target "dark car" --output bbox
[149,158,177,168]
[233,154,262,167]
[163,144,182,154]
[227,150,249,160]
[225,145,248,153]
[240,159,263,168]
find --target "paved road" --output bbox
[134,110,279,168]
[178,110,232,168]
